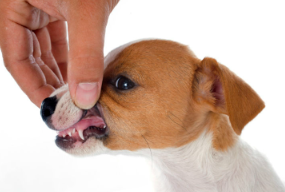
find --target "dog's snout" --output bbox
[41,96,58,122]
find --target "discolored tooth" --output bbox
[78,130,85,140]
[68,132,72,137]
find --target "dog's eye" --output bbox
[114,76,135,90]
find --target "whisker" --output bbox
[167,111,187,131]
[142,134,153,163]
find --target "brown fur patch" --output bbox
[207,113,237,151]
[98,40,264,152]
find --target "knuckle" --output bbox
[24,7,42,29]
[4,2,49,30]
[27,8,39,24]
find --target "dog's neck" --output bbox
[147,131,218,192]
[140,121,284,192]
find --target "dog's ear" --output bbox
[193,57,265,135]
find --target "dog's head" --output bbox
[40,40,265,155]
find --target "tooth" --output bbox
[103,125,106,129]
[63,134,66,138]
[78,130,85,140]
[68,132,72,137]
[72,128,75,134]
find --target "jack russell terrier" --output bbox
[40,40,285,192]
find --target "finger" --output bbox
[5,0,50,30]
[0,21,54,107]
[32,32,63,89]
[47,20,68,82]
[66,0,112,109]
[34,27,64,83]
[38,63,63,89]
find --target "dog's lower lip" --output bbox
[55,125,108,149]
[55,135,76,150]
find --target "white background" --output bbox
[0,0,285,191]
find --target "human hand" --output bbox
[0,0,119,109]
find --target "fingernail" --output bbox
[75,82,99,109]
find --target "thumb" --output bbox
[66,0,110,109]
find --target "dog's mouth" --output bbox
[55,104,108,150]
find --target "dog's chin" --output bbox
[58,137,108,156]
[54,104,109,155]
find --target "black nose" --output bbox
[40,96,58,122]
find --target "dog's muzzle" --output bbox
[40,96,109,150]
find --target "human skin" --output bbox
[0,0,119,109]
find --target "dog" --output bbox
[40,40,285,192]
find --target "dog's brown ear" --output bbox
[193,57,265,135]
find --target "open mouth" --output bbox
[55,104,108,150]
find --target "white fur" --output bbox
[136,131,285,192]
[51,89,84,130]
